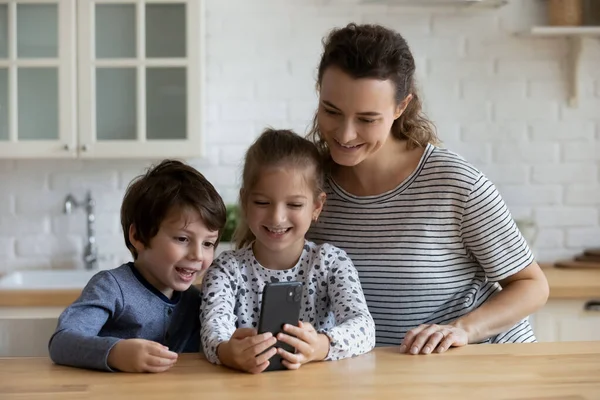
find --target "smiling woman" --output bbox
[307,23,550,355]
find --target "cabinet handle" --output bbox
[584,300,600,312]
[63,144,71,151]
[81,144,89,152]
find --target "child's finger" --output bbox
[277,347,304,365]
[145,362,175,373]
[249,337,277,357]
[146,354,178,368]
[277,332,311,355]
[248,361,270,374]
[232,328,258,339]
[149,346,178,360]
[282,324,306,339]
[241,332,273,349]
[253,346,277,365]
[281,359,301,370]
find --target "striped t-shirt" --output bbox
[307,144,536,346]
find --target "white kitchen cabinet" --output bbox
[0,0,204,159]
[532,299,600,342]
[0,307,63,357]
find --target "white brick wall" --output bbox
[1,0,599,273]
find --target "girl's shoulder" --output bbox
[303,240,351,263]
[209,246,254,275]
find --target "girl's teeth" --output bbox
[268,228,288,234]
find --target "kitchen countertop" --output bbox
[1,343,599,399]
[1,263,599,307]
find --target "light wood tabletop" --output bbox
[1,342,599,399]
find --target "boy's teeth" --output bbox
[176,267,195,276]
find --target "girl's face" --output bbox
[317,66,409,167]
[244,165,325,264]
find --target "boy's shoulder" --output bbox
[88,263,134,283]
[81,263,136,296]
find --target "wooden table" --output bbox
[1,343,599,399]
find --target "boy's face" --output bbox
[130,208,219,298]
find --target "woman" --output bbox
[307,23,549,355]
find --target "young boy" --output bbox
[48,160,226,372]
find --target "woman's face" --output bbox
[317,66,407,167]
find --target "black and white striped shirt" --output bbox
[308,144,536,346]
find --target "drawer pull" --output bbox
[584,300,600,312]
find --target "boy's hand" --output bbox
[277,321,330,370]
[217,328,277,374]
[107,339,178,373]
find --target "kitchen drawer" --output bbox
[532,299,600,342]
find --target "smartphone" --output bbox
[257,281,303,371]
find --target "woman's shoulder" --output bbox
[422,145,485,185]
[428,145,482,173]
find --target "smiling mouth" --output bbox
[175,267,198,278]
[334,139,363,149]
[264,226,291,235]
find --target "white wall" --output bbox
[0,0,599,273]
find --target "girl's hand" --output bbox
[107,339,178,373]
[277,321,330,369]
[217,328,277,374]
[399,324,468,355]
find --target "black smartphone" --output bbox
[257,281,303,371]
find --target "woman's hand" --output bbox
[107,339,179,373]
[217,328,278,374]
[277,321,330,369]
[399,323,468,355]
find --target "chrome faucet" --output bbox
[63,191,98,270]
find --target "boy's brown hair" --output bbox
[121,159,226,259]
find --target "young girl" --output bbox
[200,128,375,373]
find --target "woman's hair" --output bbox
[234,128,325,249]
[308,23,439,156]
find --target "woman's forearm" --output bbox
[451,263,549,343]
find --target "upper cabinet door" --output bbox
[77,0,202,159]
[0,0,76,158]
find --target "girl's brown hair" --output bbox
[308,23,439,156]
[234,128,325,249]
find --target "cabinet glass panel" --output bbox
[96,68,136,141]
[0,5,7,59]
[17,4,58,58]
[146,67,186,140]
[0,68,7,141]
[145,4,186,58]
[95,4,135,59]
[18,68,59,140]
